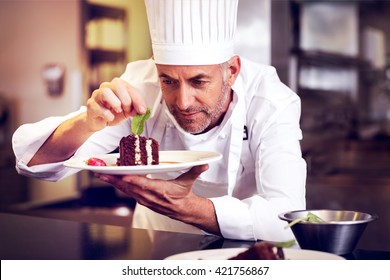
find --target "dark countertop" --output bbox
[0,212,389,260]
[0,212,252,260]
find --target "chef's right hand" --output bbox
[86,78,147,132]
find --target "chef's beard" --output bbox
[168,82,231,134]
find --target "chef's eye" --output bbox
[191,79,206,87]
[162,79,174,85]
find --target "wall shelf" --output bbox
[88,49,126,65]
[81,2,128,91]
[88,4,126,20]
[291,48,368,69]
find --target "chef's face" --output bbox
[156,56,240,134]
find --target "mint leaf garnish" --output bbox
[273,239,296,248]
[131,108,151,135]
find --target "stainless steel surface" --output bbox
[0,212,253,260]
[1,212,388,260]
[279,209,377,255]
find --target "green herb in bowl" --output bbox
[284,211,325,229]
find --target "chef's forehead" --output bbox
[155,63,225,76]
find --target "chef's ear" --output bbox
[227,55,241,86]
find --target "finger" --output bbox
[117,176,172,212]
[98,174,159,207]
[110,78,147,116]
[123,83,147,116]
[86,98,115,123]
[99,79,147,117]
[99,87,123,114]
[121,174,158,190]
[97,174,139,195]
[114,82,132,118]
[92,86,123,115]
[101,107,116,122]
[96,174,122,186]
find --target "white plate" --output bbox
[164,248,345,260]
[64,151,222,175]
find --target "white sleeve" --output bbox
[210,195,297,242]
[12,107,87,182]
[210,100,306,242]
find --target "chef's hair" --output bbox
[220,61,229,84]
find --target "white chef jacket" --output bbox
[12,57,306,242]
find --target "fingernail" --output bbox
[139,105,146,114]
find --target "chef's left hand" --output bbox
[95,164,221,235]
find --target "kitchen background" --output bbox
[0,0,389,251]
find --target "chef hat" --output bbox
[144,0,239,65]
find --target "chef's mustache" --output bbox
[169,105,210,115]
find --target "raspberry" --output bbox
[86,157,107,166]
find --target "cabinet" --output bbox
[290,48,368,136]
[289,1,365,97]
[287,1,372,175]
[82,2,128,93]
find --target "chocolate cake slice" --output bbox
[229,241,285,260]
[117,134,159,166]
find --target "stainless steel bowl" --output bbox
[279,209,378,255]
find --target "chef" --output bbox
[12,0,306,242]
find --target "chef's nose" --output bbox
[176,85,194,110]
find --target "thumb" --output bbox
[175,164,209,184]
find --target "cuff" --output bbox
[210,195,255,240]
